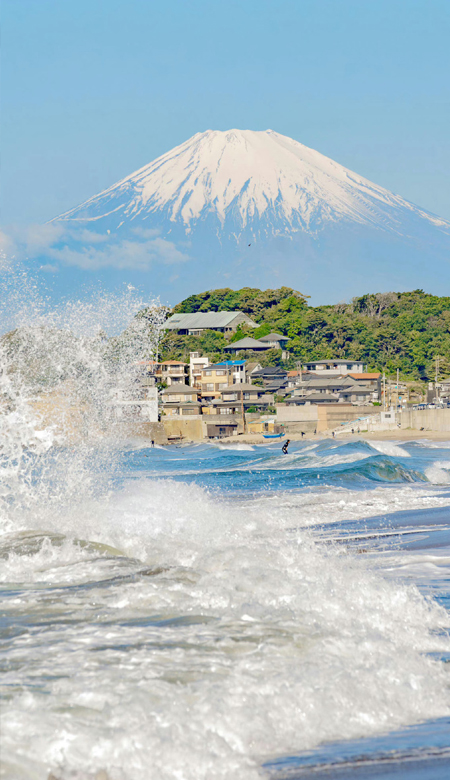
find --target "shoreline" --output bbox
[217,429,450,445]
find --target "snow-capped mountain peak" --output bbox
[53,129,449,239]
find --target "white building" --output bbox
[189,352,210,389]
[303,359,366,375]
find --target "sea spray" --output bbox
[0,269,168,531]
[1,268,450,779]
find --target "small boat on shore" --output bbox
[262,432,284,439]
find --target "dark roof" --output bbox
[252,366,287,377]
[163,400,202,407]
[266,379,289,390]
[224,337,269,350]
[287,392,340,403]
[258,332,289,342]
[301,377,356,389]
[304,359,364,366]
[161,384,198,395]
[221,383,263,393]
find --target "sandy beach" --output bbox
[219,429,450,445]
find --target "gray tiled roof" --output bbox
[161,384,197,395]
[221,383,263,393]
[165,311,258,330]
[287,392,340,403]
[224,337,269,350]
[258,332,289,342]
[251,366,287,376]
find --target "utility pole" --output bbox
[383,372,386,410]
[435,356,440,403]
[397,368,399,408]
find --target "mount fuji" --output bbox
[47,129,450,304]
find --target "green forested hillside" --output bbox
[159,288,450,380]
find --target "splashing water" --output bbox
[0,262,167,530]
[1,266,450,780]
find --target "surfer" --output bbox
[282,439,290,455]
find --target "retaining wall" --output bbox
[398,408,450,432]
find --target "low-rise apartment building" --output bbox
[160,384,202,416]
[224,333,289,358]
[189,352,209,389]
[200,360,246,401]
[135,360,188,386]
[158,360,188,386]
[204,384,275,415]
[303,359,366,375]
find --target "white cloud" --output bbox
[71,229,111,244]
[0,223,190,271]
[131,227,161,239]
[48,236,189,271]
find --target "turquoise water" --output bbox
[1,436,450,779]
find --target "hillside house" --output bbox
[165,311,258,335]
[348,373,382,400]
[250,366,288,387]
[258,332,289,349]
[203,384,274,420]
[136,360,188,386]
[160,384,202,416]
[199,361,246,401]
[219,384,274,412]
[189,352,209,389]
[223,337,271,354]
[289,375,375,405]
[303,359,366,375]
[286,392,340,405]
[158,360,188,386]
[224,333,289,357]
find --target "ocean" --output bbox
[1,433,450,779]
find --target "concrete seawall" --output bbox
[398,408,450,433]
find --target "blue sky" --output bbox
[2,0,450,226]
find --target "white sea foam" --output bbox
[215,443,255,451]
[2,278,450,780]
[426,461,450,485]
[1,477,450,780]
[368,440,411,458]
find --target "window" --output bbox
[206,384,214,391]
[218,383,228,390]
[204,370,212,377]
[243,393,250,400]
[215,370,225,376]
